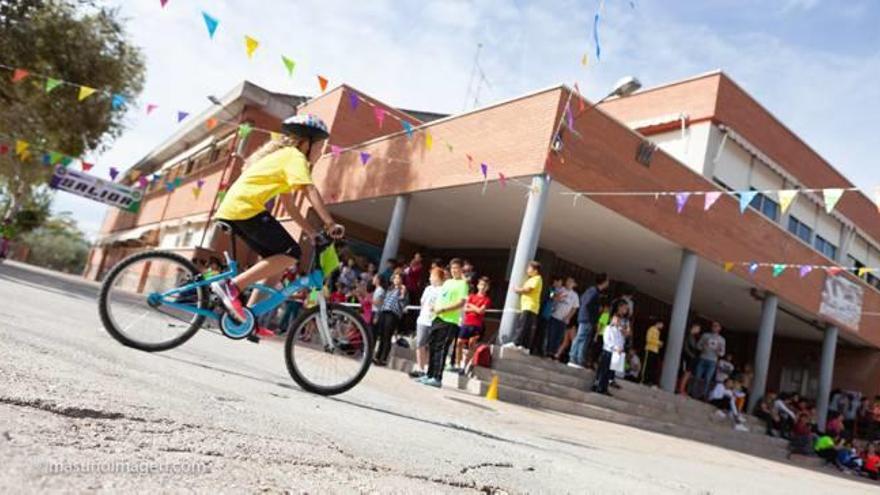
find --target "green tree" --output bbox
[0,0,145,229]
[20,212,91,273]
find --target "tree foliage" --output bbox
[20,211,91,273]
[0,0,145,231]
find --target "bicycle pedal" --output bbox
[246,334,260,344]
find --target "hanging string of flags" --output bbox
[722,261,879,280]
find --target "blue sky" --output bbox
[55,0,880,237]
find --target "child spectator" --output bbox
[373,272,407,366]
[788,413,813,456]
[421,258,469,388]
[835,441,863,473]
[455,277,491,371]
[715,353,735,384]
[826,412,845,439]
[863,443,880,480]
[547,277,579,357]
[625,348,641,382]
[592,300,627,396]
[329,282,347,304]
[410,268,444,378]
[504,261,543,353]
[338,258,359,292]
[360,262,377,285]
[354,281,373,330]
[813,434,839,464]
[640,319,664,386]
[370,274,386,330]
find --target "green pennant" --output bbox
[281,55,296,77]
[238,123,254,139]
[45,78,63,93]
[48,151,63,164]
[60,155,73,167]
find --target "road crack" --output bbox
[0,396,146,422]
[460,462,515,474]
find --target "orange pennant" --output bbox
[205,117,218,130]
[723,262,734,272]
[317,75,328,92]
[11,68,29,83]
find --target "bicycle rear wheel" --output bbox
[285,304,373,395]
[99,251,208,352]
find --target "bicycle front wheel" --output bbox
[98,251,207,352]
[285,304,373,395]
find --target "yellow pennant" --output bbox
[425,131,433,150]
[777,189,797,214]
[15,140,29,156]
[270,132,282,142]
[244,35,259,59]
[192,187,202,199]
[581,52,589,66]
[723,262,734,272]
[78,86,97,101]
[858,267,873,278]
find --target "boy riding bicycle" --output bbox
[211,114,345,323]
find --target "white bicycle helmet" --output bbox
[281,114,330,140]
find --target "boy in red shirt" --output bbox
[455,277,491,371]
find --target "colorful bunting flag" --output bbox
[858,267,873,278]
[359,151,370,165]
[581,53,588,67]
[0,144,8,155]
[238,123,253,139]
[244,35,259,59]
[42,153,51,166]
[373,107,386,128]
[499,172,507,188]
[738,191,758,214]
[177,111,189,123]
[15,140,28,157]
[205,117,218,130]
[777,189,797,214]
[348,92,359,110]
[573,83,586,112]
[60,156,73,166]
[192,187,202,199]
[823,188,844,213]
[401,121,413,138]
[196,179,206,188]
[11,68,29,83]
[111,94,126,110]
[202,11,219,38]
[78,86,97,101]
[160,0,169,7]
[45,78,62,93]
[146,103,159,115]
[798,265,813,278]
[48,151,63,165]
[826,266,844,276]
[109,167,119,181]
[723,262,734,272]
[165,181,174,192]
[704,191,722,211]
[425,131,433,150]
[317,75,328,92]
[270,132,282,142]
[173,177,182,188]
[445,142,454,153]
[466,154,474,169]
[748,263,759,276]
[592,13,601,61]
[480,163,488,178]
[281,55,296,77]
[138,176,148,188]
[772,264,786,277]
[330,145,343,158]
[81,162,94,172]
[675,192,690,214]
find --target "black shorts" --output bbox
[219,211,301,259]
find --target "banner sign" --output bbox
[819,273,864,331]
[49,166,142,213]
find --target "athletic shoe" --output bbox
[408,370,425,379]
[500,342,517,349]
[255,327,275,338]
[415,375,431,383]
[421,378,442,388]
[567,362,585,369]
[211,279,246,323]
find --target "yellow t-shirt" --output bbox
[520,275,543,314]
[216,147,312,221]
[645,324,663,353]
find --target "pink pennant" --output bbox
[80,162,94,172]
[359,151,370,165]
[675,192,690,213]
[826,266,844,276]
[146,103,159,115]
[466,154,474,169]
[160,0,169,7]
[499,172,507,188]
[330,145,343,158]
[373,107,385,128]
[704,191,722,211]
[138,176,149,188]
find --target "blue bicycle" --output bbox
[98,230,373,395]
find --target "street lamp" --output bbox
[607,76,642,99]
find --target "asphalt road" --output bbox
[0,260,872,494]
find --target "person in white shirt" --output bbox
[409,268,444,378]
[592,299,627,396]
[547,277,579,357]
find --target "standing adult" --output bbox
[503,261,543,353]
[568,273,610,369]
[547,277,578,357]
[677,323,702,395]
[404,252,424,297]
[640,319,664,386]
[593,300,628,396]
[693,321,726,400]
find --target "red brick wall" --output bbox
[599,73,721,125]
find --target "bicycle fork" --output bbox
[316,295,337,352]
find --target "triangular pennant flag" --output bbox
[45,78,62,93]
[173,177,182,188]
[466,154,474,169]
[359,151,370,165]
[330,145,342,158]
[205,117,218,130]
[799,265,813,278]
[480,163,488,178]
[196,178,206,188]
[177,111,189,123]
[0,144,8,155]
[237,123,253,139]
[138,176,148,188]
[738,191,758,214]
[111,94,126,110]
[81,161,94,172]
[130,170,141,182]
[146,103,158,115]
[675,192,690,214]
[15,140,28,157]
[858,267,873,278]
[244,35,259,59]
[445,142,453,153]
[160,0,169,7]
[165,181,174,192]
[270,132,282,142]
[748,263,759,276]
[281,55,296,77]
[11,68,29,83]
[704,191,722,211]
[723,262,734,273]
[581,53,588,66]
[425,131,433,150]
[42,153,52,166]
[573,83,586,112]
[499,172,507,188]
[78,86,97,101]
[109,167,119,181]
[401,120,413,138]
[823,188,844,214]
[60,156,73,166]
[565,102,574,129]
[19,149,31,161]
[192,187,202,199]
[777,189,798,214]
[772,264,786,277]
[48,151,63,165]
[317,75,328,92]
[373,107,386,128]
[348,92,359,110]
[826,266,844,276]
[202,11,219,38]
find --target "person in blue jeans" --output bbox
[693,321,726,399]
[568,273,609,369]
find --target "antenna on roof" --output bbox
[462,43,490,111]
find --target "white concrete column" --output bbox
[498,175,550,344]
[659,249,698,392]
[816,325,838,433]
[379,195,410,269]
[748,293,778,412]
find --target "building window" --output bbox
[749,188,779,222]
[867,273,880,290]
[787,216,812,244]
[814,235,838,260]
[847,255,866,277]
